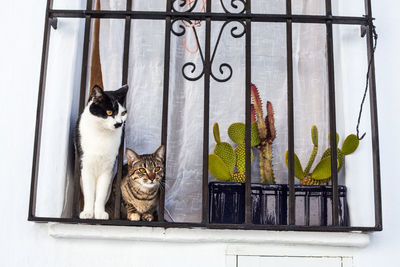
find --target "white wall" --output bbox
[353,0,400,265]
[1,0,400,266]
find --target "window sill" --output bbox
[48,223,370,248]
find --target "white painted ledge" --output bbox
[48,223,370,248]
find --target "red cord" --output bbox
[180,0,207,55]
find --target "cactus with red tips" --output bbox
[251,84,276,184]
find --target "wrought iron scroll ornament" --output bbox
[171,19,246,82]
[170,0,247,82]
[172,0,200,13]
[220,0,246,14]
[210,20,245,82]
[172,19,205,81]
[172,0,246,13]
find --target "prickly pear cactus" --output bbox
[208,122,258,183]
[235,143,254,173]
[231,172,246,183]
[340,134,359,156]
[301,175,324,185]
[208,154,231,182]
[285,125,360,185]
[303,125,318,175]
[321,148,345,172]
[228,122,260,147]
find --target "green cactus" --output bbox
[285,125,360,185]
[251,84,276,184]
[304,125,318,175]
[208,122,259,183]
[228,122,260,147]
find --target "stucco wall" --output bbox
[1,1,399,266]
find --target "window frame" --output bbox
[28,0,382,232]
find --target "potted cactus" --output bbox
[283,125,359,226]
[208,84,287,225]
[208,121,286,225]
[209,79,358,226]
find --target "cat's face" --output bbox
[88,85,128,130]
[125,146,165,190]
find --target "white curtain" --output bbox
[39,0,333,222]
[125,0,329,222]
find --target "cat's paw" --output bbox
[127,213,141,221]
[79,210,94,219]
[94,210,109,220]
[142,213,154,222]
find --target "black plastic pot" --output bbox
[208,182,349,226]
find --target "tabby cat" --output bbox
[119,146,165,221]
[75,85,128,220]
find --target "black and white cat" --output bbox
[75,85,129,220]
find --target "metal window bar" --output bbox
[244,1,252,225]
[325,0,339,226]
[72,0,93,218]
[159,0,173,223]
[364,0,382,229]
[286,0,295,226]
[202,0,212,224]
[28,0,383,232]
[28,0,54,218]
[113,0,133,220]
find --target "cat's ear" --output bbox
[90,85,104,104]
[126,148,140,166]
[154,145,165,161]
[115,84,129,104]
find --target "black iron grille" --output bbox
[28,0,382,232]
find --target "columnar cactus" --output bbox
[208,122,260,182]
[285,125,359,185]
[251,84,276,184]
